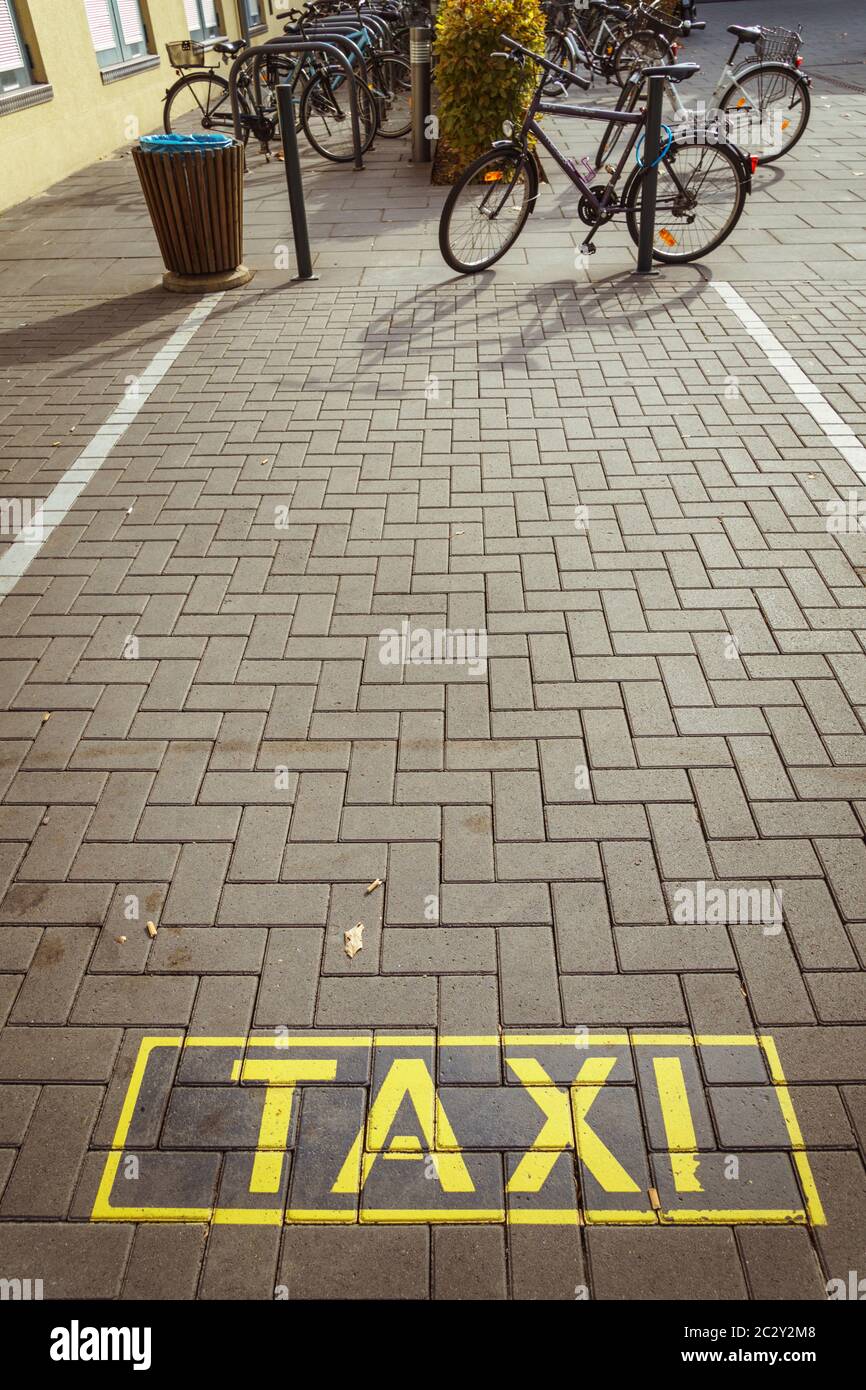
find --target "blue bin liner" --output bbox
[139,133,234,151]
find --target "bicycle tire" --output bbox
[542,31,574,95]
[299,68,377,162]
[439,146,537,275]
[163,70,234,137]
[624,138,747,264]
[718,63,811,165]
[376,57,412,139]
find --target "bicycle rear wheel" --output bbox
[439,147,536,275]
[163,70,233,136]
[300,69,377,162]
[376,57,412,138]
[718,64,810,165]
[624,139,746,263]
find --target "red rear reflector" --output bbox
[796,55,804,66]
[750,156,759,173]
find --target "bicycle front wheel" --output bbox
[163,70,232,135]
[439,147,536,275]
[718,64,811,165]
[625,139,747,264]
[300,69,377,162]
[542,32,574,95]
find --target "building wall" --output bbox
[0,0,289,213]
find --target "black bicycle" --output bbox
[439,35,749,274]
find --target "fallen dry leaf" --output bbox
[115,935,127,945]
[365,878,382,894]
[344,922,364,959]
[41,712,51,722]
[146,921,158,939]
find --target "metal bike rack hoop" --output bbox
[228,41,365,171]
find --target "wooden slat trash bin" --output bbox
[132,133,253,293]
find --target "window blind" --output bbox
[0,1,25,73]
[84,0,116,53]
[115,0,144,46]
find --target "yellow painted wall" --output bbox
[0,0,289,212]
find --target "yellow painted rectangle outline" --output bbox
[91,1033,824,1227]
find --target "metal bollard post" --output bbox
[276,82,317,282]
[636,74,664,273]
[410,21,433,164]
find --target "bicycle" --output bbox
[279,4,411,157]
[162,28,382,164]
[163,38,304,153]
[596,20,811,168]
[541,0,677,93]
[439,34,749,274]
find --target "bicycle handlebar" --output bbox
[497,33,592,90]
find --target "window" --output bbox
[84,0,148,69]
[0,0,31,92]
[184,0,220,41]
[239,0,262,30]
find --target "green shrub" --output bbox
[435,0,546,168]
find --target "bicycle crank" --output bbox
[577,185,616,227]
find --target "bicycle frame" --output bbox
[526,82,643,225]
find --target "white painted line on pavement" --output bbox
[0,292,223,601]
[712,280,866,485]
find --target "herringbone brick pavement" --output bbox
[0,82,865,1301]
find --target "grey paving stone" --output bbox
[316,975,437,1026]
[736,1228,828,1301]
[382,927,496,974]
[70,975,198,1026]
[552,882,616,972]
[8,926,95,1024]
[0,1026,121,1082]
[602,841,668,923]
[509,1226,586,1301]
[0,1083,39,1143]
[122,1223,208,1301]
[499,925,562,1025]
[279,1225,430,1299]
[433,1226,507,1300]
[0,1084,102,1218]
[0,1223,134,1299]
[163,842,231,925]
[147,926,266,974]
[199,1226,282,1301]
[588,1228,748,1300]
[254,928,324,1027]
[562,974,686,1025]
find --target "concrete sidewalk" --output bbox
[0,73,865,1301]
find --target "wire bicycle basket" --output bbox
[166,39,213,68]
[754,25,801,65]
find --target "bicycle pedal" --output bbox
[579,241,597,255]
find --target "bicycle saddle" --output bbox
[727,25,762,43]
[213,39,246,55]
[641,60,699,81]
[591,1,630,15]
